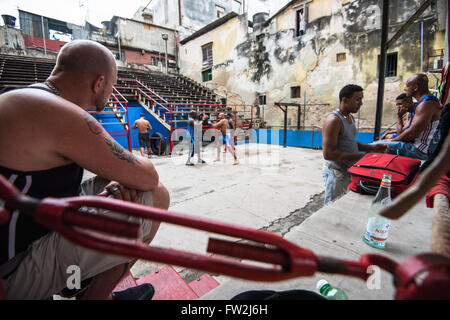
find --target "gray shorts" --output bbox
[2,176,153,300]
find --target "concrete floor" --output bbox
[83,142,434,300]
[135,143,325,279]
[84,142,326,280]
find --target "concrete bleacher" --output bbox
[0,53,252,152]
[0,54,218,108]
[117,68,218,108]
[0,54,54,93]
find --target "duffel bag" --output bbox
[348,153,421,198]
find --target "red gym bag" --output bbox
[348,153,421,198]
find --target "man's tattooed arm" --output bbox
[84,112,138,164]
[83,112,103,135]
[104,137,139,164]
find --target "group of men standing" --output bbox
[322,74,443,205]
[133,111,239,166]
[184,111,239,166]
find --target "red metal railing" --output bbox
[1,175,449,300]
[88,86,132,152]
[115,77,255,153]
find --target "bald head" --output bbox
[52,40,116,79]
[411,74,429,90]
[404,73,430,99]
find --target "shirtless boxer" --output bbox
[212,113,238,165]
[132,113,152,157]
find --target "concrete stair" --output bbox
[114,265,220,300]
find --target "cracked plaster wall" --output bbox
[179,0,446,131]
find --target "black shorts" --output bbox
[139,133,150,148]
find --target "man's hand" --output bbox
[372,143,389,153]
[100,181,142,203]
[397,107,408,117]
[381,131,395,140]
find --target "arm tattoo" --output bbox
[83,113,103,135]
[104,137,139,164]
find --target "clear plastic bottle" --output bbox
[316,279,349,300]
[363,174,392,249]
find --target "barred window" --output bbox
[378,52,398,77]
[291,86,301,98]
[202,43,213,70]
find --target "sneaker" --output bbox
[112,283,155,300]
[186,162,194,166]
[233,160,239,165]
[198,160,206,164]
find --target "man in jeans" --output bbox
[322,84,389,205]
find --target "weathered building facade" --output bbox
[111,16,177,71]
[144,0,245,39]
[179,0,447,131]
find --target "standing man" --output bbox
[374,74,441,160]
[213,113,239,165]
[0,40,170,299]
[185,111,205,166]
[322,84,389,205]
[132,113,152,157]
[223,113,236,153]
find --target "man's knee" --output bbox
[152,182,170,210]
[140,183,169,243]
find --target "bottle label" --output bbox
[380,180,391,188]
[364,217,391,247]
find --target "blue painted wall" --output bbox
[250,129,375,149]
[93,102,171,150]
[94,108,375,151]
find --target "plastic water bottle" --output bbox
[363,174,392,249]
[316,279,349,300]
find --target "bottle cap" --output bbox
[316,279,329,292]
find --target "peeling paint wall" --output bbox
[179,14,249,104]
[116,18,177,56]
[148,0,242,39]
[0,26,25,51]
[179,0,446,131]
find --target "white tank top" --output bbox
[414,119,440,154]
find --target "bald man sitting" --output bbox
[0,40,170,300]
[373,74,441,160]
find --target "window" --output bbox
[216,5,225,18]
[151,56,163,66]
[378,52,398,77]
[202,43,213,70]
[258,95,266,105]
[202,69,212,82]
[257,34,265,43]
[110,49,123,61]
[291,86,301,98]
[385,52,398,77]
[295,6,307,36]
[336,52,346,62]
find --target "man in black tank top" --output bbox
[322,85,389,205]
[0,40,170,299]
